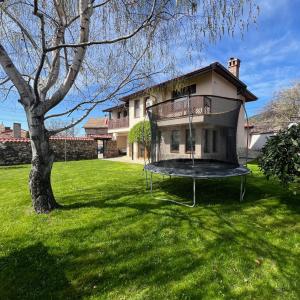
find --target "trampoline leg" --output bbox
[145,171,148,190]
[192,178,196,207]
[150,172,153,194]
[240,176,246,202]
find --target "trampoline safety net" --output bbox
[147,94,243,166]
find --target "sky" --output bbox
[1,0,300,135]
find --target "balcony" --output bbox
[153,95,211,120]
[149,95,242,121]
[108,117,129,130]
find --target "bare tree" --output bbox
[252,82,300,131]
[46,119,79,137]
[0,0,258,213]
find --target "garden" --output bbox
[0,159,299,299]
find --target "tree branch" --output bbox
[0,43,33,105]
[45,0,157,52]
[43,0,93,113]
[33,0,47,103]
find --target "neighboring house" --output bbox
[0,122,28,139]
[83,117,112,157]
[103,58,257,161]
[83,117,109,136]
[244,123,277,156]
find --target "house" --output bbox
[83,117,109,137]
[83,117,112,157]
[0,122,28,139]
[103,58,257,161]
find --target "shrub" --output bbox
[258,124,300,185]
[128,121,151,147]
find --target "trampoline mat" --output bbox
[144,159,250,178]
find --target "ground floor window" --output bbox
[204,128,218,153]
[212,130,218,153]
[171,130,180,152]
[185,128,195,152]
[204,129,210,153]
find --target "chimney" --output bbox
[13,123,21,138]
[228,57,240,78]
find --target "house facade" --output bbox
[83,117,109,137]
[103,58,257,161]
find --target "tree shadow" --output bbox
[0,243,80,300]
[59,171,299,215]
[55,204,300,299]
[0,165,29,170]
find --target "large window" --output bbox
[144,97,149,116]
[185,129,195,152]
[171,130,180,152]
[204,129,218,153]
[204,129,210,153]
[134,100,140,118]
[212,130,218,153]
[172,84,196,98]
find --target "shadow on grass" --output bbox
[0,243,79,300]
[57,202,300,299]
[0,165,29,170]
[60,171,299,214]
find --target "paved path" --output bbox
[101,156,146,165]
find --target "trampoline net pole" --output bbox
[187,94,195,166]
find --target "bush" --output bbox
[258,124,300,185]
[128,121,151,147]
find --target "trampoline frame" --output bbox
[144,166,248,207]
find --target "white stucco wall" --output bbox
[249,132,275,150]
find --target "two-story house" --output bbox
[103,58,257,161]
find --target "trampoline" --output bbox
[144,94,250,207]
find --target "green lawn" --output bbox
[0,160,299,300]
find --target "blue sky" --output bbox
[1,0,300,134]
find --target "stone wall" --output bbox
[103,140,119,158]
[0,137,98,166]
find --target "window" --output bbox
[144,97,149,116]
[204,129,218,153]
[171,130,180,152]
[185,129,195,152]
[204,98,211,114]
[204,129,210,153]
[134,100,140,118]
[172,84,196,98]
[212,130,218,152]
[123,110,128,118]
[117,111,121,119]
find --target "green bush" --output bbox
[258,124,300,185]
[128,120,151,147]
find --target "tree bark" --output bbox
[27,112,60,213]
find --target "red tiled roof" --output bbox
[88,134,112,139]
[83,117,108,128]
[0,128,28,139]
[0,137,95,143]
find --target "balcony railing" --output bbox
[108,117,129,129]
[153,95,211,120]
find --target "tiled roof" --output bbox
[0,137,95,143]
[83,117,108,128]
[88,134,112,139]
[0,129,28,139]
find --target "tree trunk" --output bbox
[27,112,60,213]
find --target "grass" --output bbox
[0,160,299,300]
